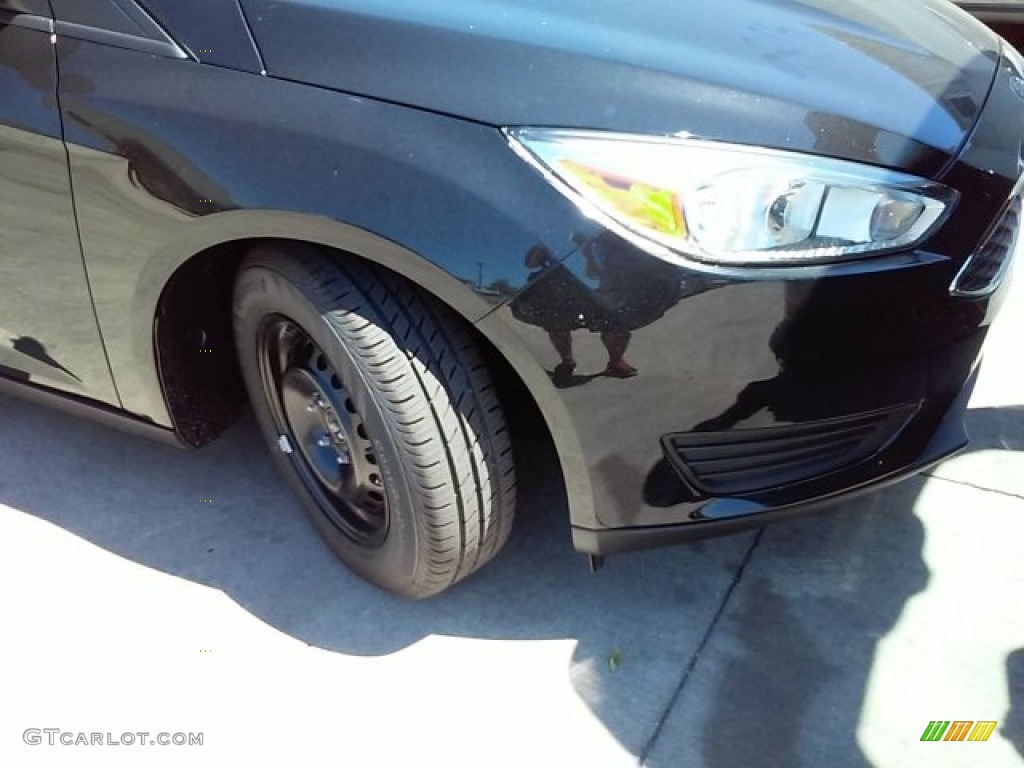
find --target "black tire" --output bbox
[232,244,516,598]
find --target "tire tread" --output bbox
[236,246,515,597]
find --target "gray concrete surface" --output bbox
[1,271,1022,768]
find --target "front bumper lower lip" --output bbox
[571,364,978,556]
[571,438,962,555]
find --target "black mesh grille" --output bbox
[952,196,1020,297]
[663,403,919,496]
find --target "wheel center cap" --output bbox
[280,367,353,490]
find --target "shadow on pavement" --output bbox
[687,479,927,768]
[0,397,751,755]
[0,397,1018,762]
[669,405,1021,767]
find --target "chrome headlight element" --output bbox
[507,129,956,267]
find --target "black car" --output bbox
[1,0,1019,597]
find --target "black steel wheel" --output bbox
[233,244,516,598]
[256,316,389,548]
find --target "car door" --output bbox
[50,0,254,428]
[0,0,119,404]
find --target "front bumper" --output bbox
[572,363,979,555]
[482,52,1022,555]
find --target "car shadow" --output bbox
[0,396,1018,763]
[0,396,752,755]
[686,477,929,767]
[685,404,1022,767]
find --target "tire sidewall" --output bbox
[234,265,427,595]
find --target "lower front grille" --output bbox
[951,195,1020,297]
[663,403,920,496]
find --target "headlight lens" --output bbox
[507,129,956,266]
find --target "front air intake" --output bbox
[951,195,1020,297]
[663,403,920,496]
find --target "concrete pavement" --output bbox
[1,271,1021,767]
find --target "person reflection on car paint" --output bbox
[575,231,639,379]
[510,232,683,387]
[510,244,611,387]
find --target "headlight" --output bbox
[506,128,957,267]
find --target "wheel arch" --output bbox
[143,210,595,530]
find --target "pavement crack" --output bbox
[921,471,1024,500]
[637,528,765,766]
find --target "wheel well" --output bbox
[469,321,569,520]
[155,239,566,514]
[155,240,249,447]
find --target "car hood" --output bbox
[240,0,1001,177]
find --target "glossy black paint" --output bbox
[50,0,185,59]
[0,0,1020,556]
[0,1,50,17]
[242,0,999,177]
[51,31,593,436]
[489,50,1023,543]
[0,13,119,404]
[135,0,263,73]
[52,0,156,37]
